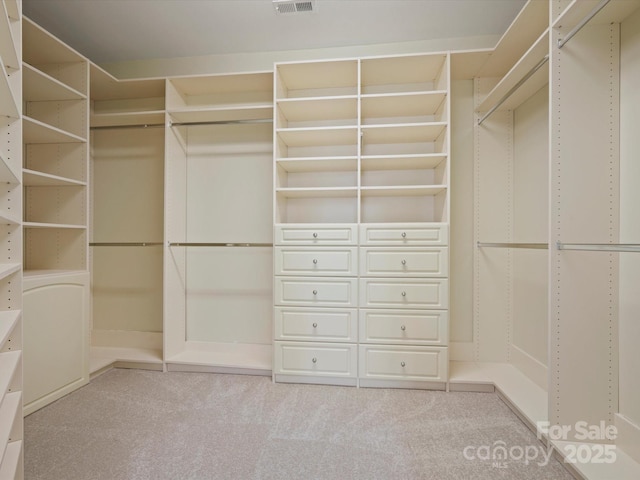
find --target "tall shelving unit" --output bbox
[273,54,451,388]
[21,17,89,415]
[89,64,165,374]
[0,0,22,477]
[164,72,274,374]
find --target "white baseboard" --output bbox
[509,343,548,391]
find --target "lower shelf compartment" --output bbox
[166,342,271,375]
[90,346,163,375]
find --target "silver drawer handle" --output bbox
[401,232,406,238]
[313,290,318,295]
[313,259,318,264]
[312,322,318,328]
[401,291,406,297]
[401,325,406,331]
[401,361,406,367]
[401,259,406,265]
[312,357,317,363]
[313,233,318,238]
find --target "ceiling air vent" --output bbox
[273,0,316,15]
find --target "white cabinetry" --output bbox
[0,1,22,477]
[21,17,89,414]
[274,54,450,388]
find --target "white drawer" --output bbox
[275,277,358,307]
[359,247,448,277]
[359,278,448,309]
[275,247,357,276]
[274,341,357,377]
[359,345,447,381]
[275,307,358,342]
[359,309,448,345]
[275,225,357,245]
[359,224,448,246]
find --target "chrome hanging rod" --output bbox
[477,55,549,126]
[557,0,611,49]
[169,242,272,247]
[170,119,273,127]
[90,123,166,131]
[477,242,549,249]
[90,242,164,247]
[557,242,640,253]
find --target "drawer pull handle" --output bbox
[313,233,318,238]
[312,357,317,364]
[401,259,406,265]
[313,290,318,295]
[401,291,406,297]
[401,232,407,238]
[401,361,406,367]
[401,325,406,331]
[312,322,318,328]
[313,259,318,264]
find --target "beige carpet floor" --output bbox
[25,369,574,479]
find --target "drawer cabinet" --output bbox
[275,307,357,342]
[275,225,357,245]
[275,277,358,307]
[359,345,447,382]
[359,278,448,309]
[359,309,448,345]
[275,247,357,276]
[359,247,448,277]
[360,224,448,246]
[274,342,357,378]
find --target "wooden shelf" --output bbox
[361,185,447,197]
[0,392,20,456]
[361,123,447,144]
[276,156,358,173]
[0,210,19,225]
[90,346,163,374]
[276,187,358,198]
[166,342,272,373]
[0,62,19,119]
[554,0,640,30]
[0,2,19,70]
[477,0,549,78]
[0,156,19,185]
[23,17,85,65]
[277,96,357,123]
[0,351,20,398]
[276,60,358,97]
[0,264,20,282]
[476,29,549,115]
[23,221,86,229]
[91,111,166,128]
[168,104,272,124]
[361,91,447,119]
[23,169,86,187]
[169,72,272,103]
[361,54,447,90]
[23,269,87,280]
[23,63,86,102]
[0,311,19,350]
[361,153,447,171]
[90,64,165,101]
[0,440,21,480]
[277,126,358,147]
[23,116,86,144]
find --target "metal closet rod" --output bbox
[557,0,611,49]
[90,242,163,247]
[169,242,273,247]
[477,242,549,249]
[478,54,549,126]
[90,118,273,131]
[557,242,640,253]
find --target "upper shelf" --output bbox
[23,116,86,144]
[23,169,86,187]
[277,96,357,124]
[90,64,165,101]
[361,123,447,144]
[361,54,448,94]
[277,126,358,147]
[0,62,19,119]
[276,60,358,99]
[553,0,640,32]
[0,1,19,70]
[361,91,447,120]
[91,111,166,128]
[23,17,85,65]
[23,63,86,102]
[168,104,272,124]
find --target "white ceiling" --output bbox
[22,0,526,65]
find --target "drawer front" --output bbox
[275,342,357,377]
[275,307,358,342]
[359,247,448,277]
[275,247,357,276]
[359,278,448,309]
[359,309,448,345]
[275,225,357,245]
[360,224,448,246]
[359,345,447,381]
[275,277,358,307]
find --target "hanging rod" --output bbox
[557,242,640,253]
[477,55,549,126]
[477,242,549,249]
[90,123,166,131]
[170,119,273,127]
[169,242,273,247]
[557,0,611,49]
[90,242,164,247]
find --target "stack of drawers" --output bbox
[273,223,449,388]
[274,225,359,386]
[358,224,449,388]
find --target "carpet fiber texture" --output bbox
[25,369,574,479]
